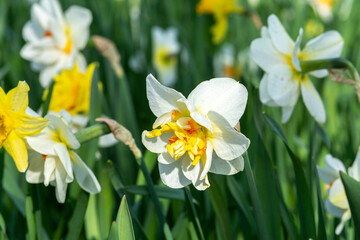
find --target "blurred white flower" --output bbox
[142,74,250,190]
[309,0,333,22]
[152,27,180,86]
[317,150,360,234]
[214,44,239,78]
[250,14,343,123]
[25,111,101,203]
[20,0,92,87]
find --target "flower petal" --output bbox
[208,111,250,161]
[190,112,213,133]
[259,74,279,107]
[302,31,344,61]
[158,160,191,188]
[281,105,295,123]
[335,209,351,235]
[146,74,187,117]
[187,77,248,127]
[153,112,172,129]
[3,131,28,172]
[301,77,326,123]
[70,151,101,194]
[291,28,303,72]
[181,154,210,190]
[209,153,244,175]
[349,147,360,180]
[65,6,92,49]
[54,143,74,182]
[267,14,294,55]
[14,113,49,138]
[54,162,68,203]
[317,154,345,184]
[6,81,29,113]
[44,156,57,186]
[324,199,345,218]
[158,151,177,165]
[25,129,57,155]
[199,141,213,180]
[141,131,173,154]
[250,38,288,73]
[328,179,349,210]
[26,151,45,184]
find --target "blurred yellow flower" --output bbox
[196,0,244,44]
[45,63,96,116]
[305,19,324,38]
[0,82,49,172]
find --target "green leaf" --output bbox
[108,221,118,240]
[85,195,101,240]
[116,195,135,240]
[25,196,36,240]
[65,193,89,240]
[264,113,316,239]
[123,185,185,200]
[340,172,360,239]
[184,187,204,240]
[41,81,54,117]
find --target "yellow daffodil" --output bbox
[44,63,96,116]
[0,81,48,172]
[196,0,244,44]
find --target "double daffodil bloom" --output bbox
[250,14,343,123]
[142,74,250,190]
[152,27,180,86]
[0,82,48,172]
[20,0,92,87]
[317,150,360,234]
[196,0,244,44]
[26,111,101,203]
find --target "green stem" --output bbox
[184,187,205,240]
[300,57,357,78]
[74,123,110,144]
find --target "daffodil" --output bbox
[142,74,250,190]
[213,43,242,79]
[0,81,48,172]
[25,111,101,203]
[196,0,244,44]
[152,27,180,86]
[250,14,343,123]
[20,0,92,87]
[310,0,334,22]
[317,150,360,234]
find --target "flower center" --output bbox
[154,47,177,69]
[0,113,12,146]
[146,110,207,165]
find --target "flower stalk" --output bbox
[74,122,111,144]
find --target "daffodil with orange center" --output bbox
[196,0,244,44]
[0,82,49,172]
[142,74,250,190]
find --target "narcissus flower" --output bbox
[250,14,343,123]
[26,111,101,203]
[213,43,242,79]
[152,27,180,86]
[142,74,250,190]
[0,82,48,172]
[310,0,334,22]
[196,0,244,44]
[20,0,92,87]
[317,150,360,234]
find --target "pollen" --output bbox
[146,111,207,165]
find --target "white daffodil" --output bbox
[317,150,360,234]
[152,27,180,86]
[25,111,101,203]
[250,14,343,123]
[20,0,92,87]
[142,74,250,190]
[309,0,333,22]
[213,44,239,78]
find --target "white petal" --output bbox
[31,3,52,30]
[54,162,69,203]
[328,179,349,210]
[281,105,295,123]
[46,113,80,149]
[187,77,248,127]
[349,147,360,181]
[317,154,345,184]
[146,74,187,117]
[260,26,270,38]
[292,28,303,72]
[158,160,191,188]
[208,111,250,161]
[39,55,70,87]
[190,112,213,133]
[250,38,288,73]
[200,141,213,180]
[65,6,92,49]
[98,133,118,148]
[40,0,65,26]
[259,74,279,107]
[25,130,57,155]
[22,21,43,42]
[267,14,294,55]
[26,151,45,184]
[302,31,344,61]
[141,131,172,154]
[181,154,210,190]
[267,65,299,106]
[153,112,172,129]
[209,152,243,175]
[158,152,177,165]
[54,144,74,182]
[301,78,326,123]
[325,199,345,218]
[70,151,101,194]
[44,156,57,186]
[157,67,177,87]
[335,210,351,235]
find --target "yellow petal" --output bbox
[0,87,5,102]
[6,81,30,113]
[14,113,49,138]
[3,131,28,172]
[211,16,227,44]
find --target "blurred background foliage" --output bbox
[0,0,360,239]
